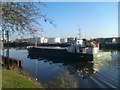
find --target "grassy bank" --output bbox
[2,68,79,88]
[44,72,79,88]
[2,68,43,88]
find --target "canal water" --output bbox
[1,48,119,88]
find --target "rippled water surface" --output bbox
[1,48,119,88]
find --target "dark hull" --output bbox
[27,47,93,61]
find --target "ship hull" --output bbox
[27,47,93,61]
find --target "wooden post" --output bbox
[6,30,10,69]
[18,61,22,68]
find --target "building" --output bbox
[67,37,75,44]
[28,37,48,45]
[47,37,60,44]
[60,38,67,43]
[54,37,60,43]
[28,38,39,45]
[40,37,48,43]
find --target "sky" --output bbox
[8,2,118,40]
[38,2,118,39]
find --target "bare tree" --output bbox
[1,2,56,69]
[1,2,56,35]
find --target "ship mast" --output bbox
[78,29,81,39]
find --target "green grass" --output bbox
[2,68,44,88]
[44,72,79,88]
[0,67,2,89]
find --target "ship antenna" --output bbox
[79,29,81,39]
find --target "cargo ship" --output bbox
[27,30,103,62]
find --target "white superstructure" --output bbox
[67,30,99,54]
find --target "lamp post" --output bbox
[1,29,5,57]
[33,30,38,47]
[35,34,38,47]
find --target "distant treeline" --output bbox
[3,42,70,47]
[4,42,29,47]
[3,42,120,51]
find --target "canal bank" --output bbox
[2,68,43,88]
[1,55,44,88]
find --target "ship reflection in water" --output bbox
[28,52,97,81]
[27,50,118,88]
